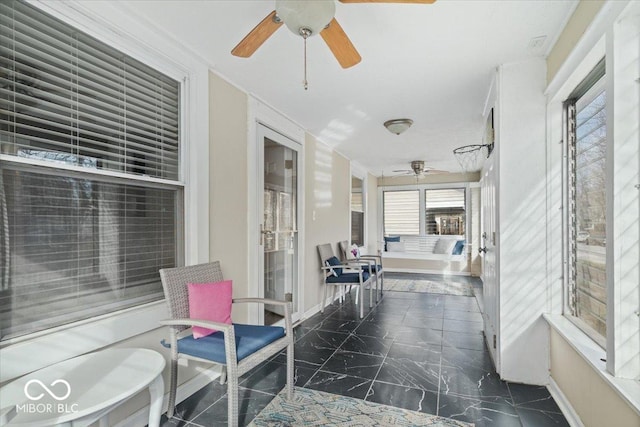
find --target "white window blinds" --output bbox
[0,0,180,179]
[0,0,181,340]
[383,190,419,235]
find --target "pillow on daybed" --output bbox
[452,240,465,255]
[433,238,457,255]
[187,280,233,339]
[325,256,343,277]
[387,241,406,252]
[384,236,400,251]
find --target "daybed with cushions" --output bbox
[382,234,469,274]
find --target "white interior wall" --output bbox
[496,58,550,385]
[607,3,640,378]
[303,135,351,314]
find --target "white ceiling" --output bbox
[120,0,577,176]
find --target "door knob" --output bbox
[479,247,487,254]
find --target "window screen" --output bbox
[566,65,607,342]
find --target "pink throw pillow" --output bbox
[187,280,233,339]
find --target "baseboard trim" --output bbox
[547,377,585,427]
[113,365,221,427]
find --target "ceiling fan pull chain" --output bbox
[303,32,308,90]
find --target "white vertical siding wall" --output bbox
[497,58,550,384]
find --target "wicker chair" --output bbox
[317,243,375,318]
[338,240,384,300]
[158,261,294,427]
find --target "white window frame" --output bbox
[546,0,639,385]
[564,73,608,348]
[350,162,367,248]
[0,0,210,382]
[381,188,421,236]
[378,182,471,241]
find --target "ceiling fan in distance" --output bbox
[231,0,437,89]
[393,160,448,177]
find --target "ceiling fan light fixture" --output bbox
[275,0,336,37]
[384,118,413,135]
[411,160,425,175]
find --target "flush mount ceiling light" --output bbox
[384,119,413,135]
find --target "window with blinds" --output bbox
[383,190,419,236]
[0,0,181,340]
[425,188,465,235]
[566,67,607,343]
[351,177,364,246]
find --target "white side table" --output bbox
[0,348,165,427]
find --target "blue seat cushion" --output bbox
[172,323,285,364]
[326,271,370,283]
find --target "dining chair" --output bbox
[317,243,374,318]
[338,240,384,300]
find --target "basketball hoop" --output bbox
[455,107,495,172]
[453,143,494,172]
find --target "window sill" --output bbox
[543,314,640,416]
[0,300,167,383]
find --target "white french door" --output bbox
[480,159,500,370]
[257,125,302,325]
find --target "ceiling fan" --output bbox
[393,160,448,176]
[231,0,437,88]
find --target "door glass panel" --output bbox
[263,137,298,325]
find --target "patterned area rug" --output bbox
[249,387,472,426]
[385,278,474,297]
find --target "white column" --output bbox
[606,2,640,379]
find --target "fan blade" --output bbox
[424,169,449,174]
[231,11,282,58]
[340,0,436,3]
[320,18,361,69]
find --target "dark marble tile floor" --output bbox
[160,273,569,427]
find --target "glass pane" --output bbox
[574,89,607,338]
[263,137,297,325]
[425,188,466,235]
[351,211,364,246]
[383,190,419,235]
[351,176,363,212]
[0,167,177,339]
[351,176,364,246]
